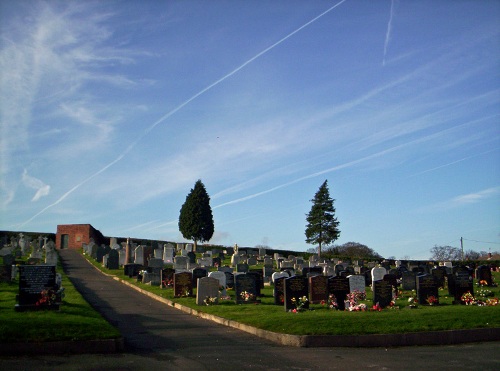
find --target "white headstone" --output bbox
[134,245,144,265]
[371,266,387,290]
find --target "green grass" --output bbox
[0,258,121,343]
[85,254,500,336]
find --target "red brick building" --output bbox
[56,224,106,250]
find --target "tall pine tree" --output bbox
[305,180,340,258]
[178,179,214,252]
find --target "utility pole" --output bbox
[460,237,464,261]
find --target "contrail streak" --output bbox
[19,0,348,227]
[383,0,395,66]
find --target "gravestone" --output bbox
[247,271,263,297]
[174,271,193,297]
[309,275,329,304]
[191,267,207,288]
[148,258,164,270]
[161,267,175,287]
[448,266,474,304]
[107,249,120,270]
[196,277,219,305]
[373,279,393,308]
[328,276,349,310]
[208,271,227,296]
[475,265,493,286]
[0,264,12,282]
[271,271,289,283]
[303,267,323,277]
[163,244,175,264]
[186,251,196,264]
[371,266,387,290]
[174,256,188,272]
[417,274,439,305]
[224,272,235,289]
[235,274,259,304]
[431,266,447,288]
[236,263,249,273]
[96,245,106,263]
[124,263,142,278]
[16,265,60,311]
[212,256,221,267]
[383,274,398,292]
[402,271,417,291]
[134,246,144,265]
[348,274,366,294]
[284,276,309,312]
[273,276,286,305]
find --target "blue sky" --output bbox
[1,0,499,259]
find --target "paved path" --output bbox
[2,249,499,370]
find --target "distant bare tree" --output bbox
[429,245,462,261]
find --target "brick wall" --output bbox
[56,224,106,249]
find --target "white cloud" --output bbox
[22,169,50,202]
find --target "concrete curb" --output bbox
[116,277,500,348]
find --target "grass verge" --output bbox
[85,253,500,336]
[0,258,121,343]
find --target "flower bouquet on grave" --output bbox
[348,303,367,312]
[328,294,338,310]
[162,278,173,288]
[477,280,488,287]
[35,289,57,307]
[240,291,255,302]
[204,296,217,306]
[407,297,418,308]
[346,290,366,307]
[426,295,439,305]
[461,292,476,305]
[290,296,308,313]
[485,298,499,306]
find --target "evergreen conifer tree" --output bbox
[305,180,340,258]
[179,179,214,251]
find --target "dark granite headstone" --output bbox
[475,265,493,286]
[161,267,175,287]
[373,279,393,308]
[309,275,329,304]
[431,267,447,288]
[302,267,322,276]
[124,263,143,278]
[106,249,119,270]
[273,276,286,305]
[174,271,193,297]
[236,263,249,273]
[417,274,439,305]
[448,266,474,304]
[383,273,398,291]
[328,276,349,310]
[235,274,258,304]
[224,272,235,289]
[247,271,263,297]
[187,251,196,264]
[402,271,416,291]
[284,276,309,312]
[191,267,207,288]
[96,245,106,263]
[16,265,59,311]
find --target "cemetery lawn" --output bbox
[0,259,121,343]
[86,256,500,336]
